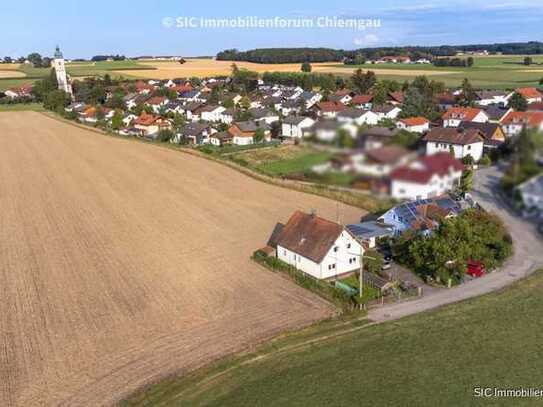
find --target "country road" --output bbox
[369,166,543,323]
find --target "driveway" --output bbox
[369,166,543,323]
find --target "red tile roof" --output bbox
[388,91,404,103]
[400,117,429,126]
[276,211,344,264]
[316,101,347,113]
[145,96,166,105]
[516,87,542,100]
[351,94,374,105]
[423,128,484,145]
[500,111,543,127]
[134,112,160,126]
[442,107,484,122]
[391,153,464,184]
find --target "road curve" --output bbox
[369,166,543,323]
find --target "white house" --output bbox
[354,146,414,177]
[423,128,485,162]
[372,105,402,121]
[475,91,509,107]
[337,109,380,126]
[500,111,543,137]
[510,88,543,104]
[219,108,235,125]
[282,116,315,139]
[389,153,464,201]
[200,105,226,123]
[274,211,364,280]
[396,117,430,133]
[442,107,489,128]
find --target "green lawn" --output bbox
[0,103,45,112]
[0,78,37,91]
[122,270,543,407]
[256,151,331,176]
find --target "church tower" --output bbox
[53,46,73,98]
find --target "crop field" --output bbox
[124,269,543,407]
[0,112,362,407]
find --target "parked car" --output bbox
[466,261,486,278]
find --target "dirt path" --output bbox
[369,166,543,323]
[0,112,363,406]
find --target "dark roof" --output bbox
[346,222,394,240]
[276,211,344,264]
[267,223,285,247]
[283,116,309,125]
[423,127,484,145]
[361,127,397,138]
[458,121,502,141]
[337,108,368,119]
[182,123,209,136]
[365,145,411,165]
[481,105,510,121]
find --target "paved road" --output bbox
[369,166,543,323]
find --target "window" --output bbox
[328,264,337,270]
[347,243,351,249]
[334,246,339,253]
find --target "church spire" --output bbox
[54,46,63,59]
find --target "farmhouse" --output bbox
[423,127,485,161]
[442,107,489,128]
[390,153,464,201]
[396,117,430,133]
[274,211,364,280]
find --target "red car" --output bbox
[467,261,486,278]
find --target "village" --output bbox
[1,47,539,306]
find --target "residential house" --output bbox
[248,108,280,124]
[337,109,380,126]
[360,127,398,150]
[354,146,415,177]
[500,111,543,137]
[274,211,364,280]
[145,96,169,114]
[200,105,226,122]
[299,91,322,109]
[459,122,506,150]
[4,83,33,98]
[172,122,212,145]
[314,101,347,119]
[346,221,395,249]
[442,107,489,127]
[279,99,303,116]
[389,153,464,201]
[218,108,235,125]
[481,105,513,124]
[475,90,509,107]
[434,92,456,111]
[133,112,172,137]
[379,196,463,235]
[512,87,543,104]
[209,131,233,146]
[372,104,402,120]
[388,91,405,105]
[424,127,485,161]
[282,116,315,139]
[351,94,374,110]
[397,117,430,133]
[229,121,270,145]
[309,120,341,142]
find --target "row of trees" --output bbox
[432,57,474,67]
[217,48,344,64]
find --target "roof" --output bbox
[423,127,484,145]
[351,94,373,105]
[316,101,347,113]
[442,107,485,121]
[475,90,506,100]
[384,196,462,229]
[400,117,429,126]
[346,221,394,240]
[500,111,543,127]
[481,105,510,121]
[146,96,166,105]
[528,102,543,111]
[283,116,310,125]
[388,91,404,103]
[338,108,368,119]
[458,122,502,141]
[365,145,411,165]
[275,211,344,264]
[516,87,543,100]
[267,223,285,247]
[134,112,160,126]
[391,153,464,184]
[372,104,398,114]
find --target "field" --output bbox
[123,267,543,407]
[0,103,44,112]
[0,112,363,407]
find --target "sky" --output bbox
[1,0,542,58]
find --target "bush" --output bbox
[479,154,492,166]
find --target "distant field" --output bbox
[0,78,37,91]
[0,71,26,78]
[123,269,543,407]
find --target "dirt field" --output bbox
[117,58,454,79]
[0,112,362,406]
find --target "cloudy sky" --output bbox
[1,0,542,58]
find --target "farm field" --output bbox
[0,112,362,407]
[123,269,543,407]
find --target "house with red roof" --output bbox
[396,117,430,133]
[133,112,172,136]
[500,110,543,137]
[313,101,347,119]
[442,107,489,128]
[351,94,374,109]
[273,211,364,280]
[145,96,169,113]
[389,153,464,201]
[511,88,543,104]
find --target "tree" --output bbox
[509,92,528,111]
[351,69,376,94]
[27,53,43,68]
[157,129,174,142]
[301,62,312,73]
[335,129,354,148]
[111,110,123,130]
[467,57,474,67]
[372,81,389,105]
[254,128,265,143]
[458,78,476,107]
[239,96,251,110]
[459,168,474,194]
[524,56,533,66]
[32,69,58,101]
[3,56,12,64]
[43,90,69,113]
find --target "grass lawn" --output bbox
[0,103,45,112]
[0,78,37,91]
[122,269,543,407]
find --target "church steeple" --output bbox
[54,46,63,59]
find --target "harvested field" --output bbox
[0,70,26,78]
[0,112,362,407]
